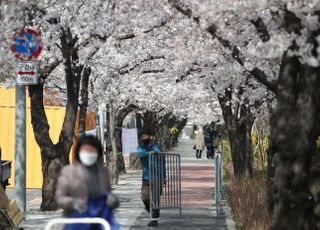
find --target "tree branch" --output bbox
[76,33,112,50]
[251,17,270,42]
[250,68,277,92]
[116,18,170,41]
[283,8,302,34]
[38,59,61,80]
[119,55,165,75]
[51,83,66,93]
[168,0,199,23]
[142,69,165,74]
[176,65,202,82]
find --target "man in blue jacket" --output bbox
[137,128,164,227]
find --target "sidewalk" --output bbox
[12,139,233,229]
[6,188,62,229]
[115,139,229,230]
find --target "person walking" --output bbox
[137,128,164,227]
[204,127,214,159]
[195,129,205,159]
[56,135,119,230]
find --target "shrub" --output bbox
[226,173,271,230]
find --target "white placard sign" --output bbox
[122,128,139,154]
[16,62,38,85]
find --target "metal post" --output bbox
[149,153,153,219]
[98,110,106,163]
[215,154,220,216]
[14,84,26,213]
[178,154,182,217]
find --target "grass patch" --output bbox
[220,138,270,229]
[226,173,271,230]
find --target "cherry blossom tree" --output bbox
[3,1,319,227]
[167,0,320,228]
[1,0,116,210]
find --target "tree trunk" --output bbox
[136,112,143,130]
[270,37,320,229]
[218,89,254,178]
[267,106,277,212]
[108,103,119,185]
[78,67,91,137]
[28,28,81,210]
[158,122,170,151]
[29,77,79,210]
[245,108,254,177]
[29,83,59,210]
[105,110,112,165]
[228,131,246,176]
[107,103,136,184]
[115,108,135,175]
[40,154,68,210]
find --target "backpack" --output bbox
[204,132,212,143]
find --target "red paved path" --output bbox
[181,164,215,208]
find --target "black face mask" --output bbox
[142,139,151,146]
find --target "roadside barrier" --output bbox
[149,152,182,218]
[215,149,225,217]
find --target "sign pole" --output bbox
[11,27,42,213]
[14,84,26,213]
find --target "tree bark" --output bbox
[78,67,91,137]
[269,37,320,229]
[107,103,119,185]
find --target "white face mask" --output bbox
[79,152,98,166]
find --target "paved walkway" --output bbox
[11,139,232,229]
[115,139,228,230]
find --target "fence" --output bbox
[215,149,225,216]
[0,87,96,189]
[44,218,110,230]
[149,152,182,218]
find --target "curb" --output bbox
[225,204,237,230]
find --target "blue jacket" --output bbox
[63,193,119,230]
[137,144,161,180]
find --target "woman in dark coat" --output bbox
[56,135,119,226]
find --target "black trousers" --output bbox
[196,149,202,158]
[206,146,214,158]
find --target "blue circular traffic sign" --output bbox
[11,28,43,61]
